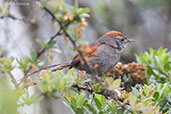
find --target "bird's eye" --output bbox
[116,36,125,41]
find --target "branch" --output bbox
[72,84,134,113]
[37,29,62,58]
[0,13,31,24]
[28,62,70,76]
[72,84,93,93]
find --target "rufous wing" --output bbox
[69,44,100,69]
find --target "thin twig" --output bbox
[37,29,62,58]
[0,14,31,24]
[72,84,93,93]
[28,62,70,76]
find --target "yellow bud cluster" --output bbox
[79,72,86,78]
[73,19,88,39]
[63,13,74,21]
[27,79,34,86]
[81,21,88,27]
[31,64,37,71]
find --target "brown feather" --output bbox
[69,44,100,68]
[106,31,124,37]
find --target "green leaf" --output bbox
[159,97,168,111]
[65,89,77,98]
[77,8,90,15]
[109,101,118,113]
[146,65,154,76]
[66,69,74,76]
[87,104,97,114]
[99,111,104,114]
[94,98,101,110]
[75,108,83,114]
[108,79,121,90]
[36,39,56,50]
[36,39,45,47]
[129,95,136,111]
[94,83,102,92]
[162,55,169,64]
[0,57,15,72]
[37,82,47,93]
[23,94,43,106]
[132,87,139,98]
[153,92,159,101]
[48,40,57,49]
[76,93,86,108]
[17,58,30,71]
[100,95,106,106]
[164,63,170,72]
[31,51,37,63]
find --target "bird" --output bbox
[29,30,135,76]
[68,30,135,76]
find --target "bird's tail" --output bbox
[28,62,71,76]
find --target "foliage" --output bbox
[131,83,171,114]
[0,77,42,114]
[136,48,171,84]
[0,78,19,114]
[65,93,122,114]
[37,70,75,98]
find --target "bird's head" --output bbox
[105,31,135,50]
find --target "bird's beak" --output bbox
[127,39,135,43]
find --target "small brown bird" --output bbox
[30,30,135,76]
[68,30,135,76]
